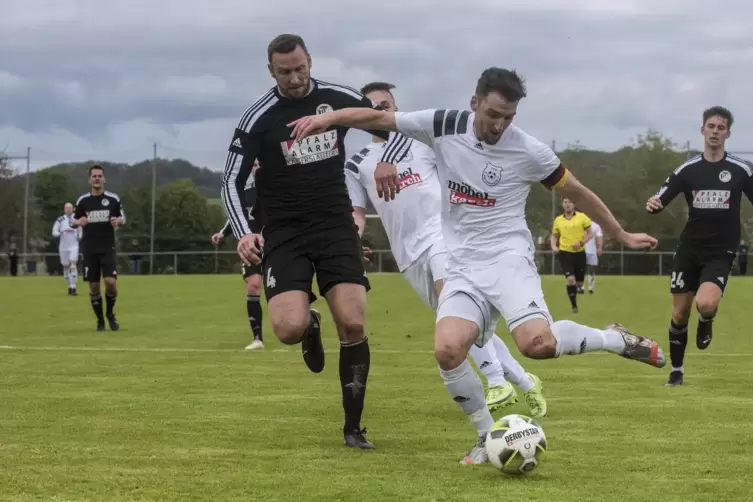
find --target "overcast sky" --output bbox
[1,0,752,172]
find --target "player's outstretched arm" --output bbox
[647,169,683,214]
[555,172,658,250]
[289,108,397,140]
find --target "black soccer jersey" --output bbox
[221,184,261,236]
[73,191,125,253]
[651,152,753,252]
[221,78,412,238]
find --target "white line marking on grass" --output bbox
[0,345,749,357]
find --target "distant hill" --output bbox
[21,158,223,198]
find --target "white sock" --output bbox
[550,320,626,357]
[588,274,595,290]
[63,267,69,285]
[468,342,507,387]
[672,365,684,373]
[490,335,534,391]
[439,359,495,435]
[69,266,78,289]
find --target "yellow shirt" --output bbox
[553,212,592,253]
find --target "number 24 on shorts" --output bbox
[670,271,685,289]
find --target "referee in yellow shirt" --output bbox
[551,198,594,313]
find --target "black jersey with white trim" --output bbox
[221,185,260,237]
[73,191,125,253]
[220,78,412,238]
[651,152,753,252]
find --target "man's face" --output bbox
[562,198,575,213]
[268,46,312,99]
[89,169,104,189]
[702,115,730,149]
[471,91,518,144]
[366,90,397,112]
[63,203,73,215]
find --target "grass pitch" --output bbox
[1,274,753,501]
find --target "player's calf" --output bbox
[695,283,722,350]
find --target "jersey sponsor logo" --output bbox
[692,190,730,209]
[447,180,496,207]
[316,103,333,114]
[87,210,111,223]
[719,170,731,182]
[281,130,339,165]
[482,162,503,186]
[398,168,423,190]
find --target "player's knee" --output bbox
[246,277,262,296]
[336,318,365,344]
[566,275,576,286]
[433,324,474,370]
[695,296,719,317]
[270,313,309,344]
[513,323,556,359]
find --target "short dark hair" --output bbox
[475,68,527,102]
[89,164,104,175]
[360,81,395,96]
[703,106,734,128]
[267,34,308,63]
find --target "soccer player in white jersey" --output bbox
[289,67,666,465]
[345,81,547,417]
[52,202,82,296]
[585,220,603,294]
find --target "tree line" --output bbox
[1,131,751,275]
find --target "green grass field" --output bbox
[2,274,753,501]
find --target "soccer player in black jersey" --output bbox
[220,34,410,449]
[647,106,753,386]
[71,165,125,331]
[213,160,265,350]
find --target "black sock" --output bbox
[339,337,370,434]
[105,293,117,317]
[669,321,688,369]
[90,294,104,322]
[566,285,577,308]
[246,295,263,341]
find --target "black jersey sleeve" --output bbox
[112,197,124,222]
[650,168,685,214]
[744,172,753,205]
[74,200,86,219]
[221,122,262,239]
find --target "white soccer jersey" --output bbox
[344,139,443,272]
[52,214,81,250]
[393,109,566,267]
[585,221,603,255]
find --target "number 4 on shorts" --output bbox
[266,267,276,289]
[671,271,685,289]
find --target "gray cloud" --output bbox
[1,0,752,170]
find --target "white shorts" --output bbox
[402,245,448,311]
[59,247,79,266]
[436,255,552,347]
[586,253,598,266]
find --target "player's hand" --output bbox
[597,248,603,257]
[646,196,663,213]
[362,246,372,263]
[76,217,88,227]
[287,114,332,141]
[211,233,224,247]
[551,246,559,253]
[375,162,400,201]
[238,233,264,266]
[617,231,658,250]
[110,217,123,228]
[572,241,582,251]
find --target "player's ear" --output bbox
[471,95,479,112]
[267,63,275,79]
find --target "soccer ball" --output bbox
[485,414,547,475]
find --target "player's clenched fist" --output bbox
[211,232,224,247]
[238,233,264,266]
[646,196,663,213]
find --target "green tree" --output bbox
[0,156,23,244]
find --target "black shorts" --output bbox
[261,220,369,302]
[670,247,735,294]
[241,262,262,279]
[558,250,586,282]
[83,249,117,282]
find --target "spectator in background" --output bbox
[129,240,142,274]
[8,236,18,276]
[738,240,748,276]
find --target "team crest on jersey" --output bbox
[281,130,339,165]
[101,198,110,207]
[482,162,503,186]
[401,149,414,163]
[719,170,731,182]
[316,104,333,115]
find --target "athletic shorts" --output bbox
[557,250,587,282]
[83,248,117,282]
[436,255,552,347]
[59,246,80,266]
[261,220,369,302]
[586,253,598,267]
[402,243,448,311]
[241,262,262,279]
[670,247,735,295]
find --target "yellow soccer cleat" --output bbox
[523,373,547,419]
[486,381,518,412]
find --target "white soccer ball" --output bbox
[485,414,547,475]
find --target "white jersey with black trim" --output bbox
[345,139,442,272]
[393,109,567,267]
[52,214,81,250]
[585,221,602,255]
